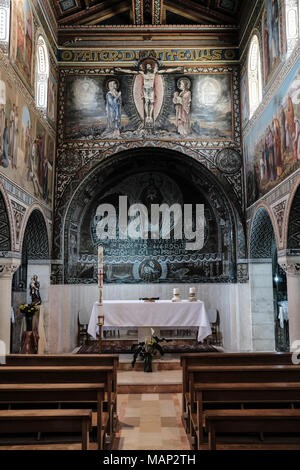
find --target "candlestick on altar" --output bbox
[97,245,104,354]
[97,313,104,354]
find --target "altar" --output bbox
[88,300,211,343]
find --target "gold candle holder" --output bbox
[97,314,104,354]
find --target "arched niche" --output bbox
[287,184,300,251]
[62,148,244,286]
[0,189,11,251]
[11,208,49,352]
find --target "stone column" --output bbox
[278,255,300,348]
[249,259,275,351]
[0,258,21,354]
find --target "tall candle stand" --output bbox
[97,314,104,354]
[98,245,104,354]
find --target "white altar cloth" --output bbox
[88,300,211,342]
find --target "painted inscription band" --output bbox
[58,48,239,63]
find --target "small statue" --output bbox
[30,275,42,305]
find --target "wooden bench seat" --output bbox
[0,365,115,449]
[204,409,300,450]
[181,352,294,428]
[0,382,107,449]
[191,381,300,448]
[0,409,92,450]
[3,355,119,418]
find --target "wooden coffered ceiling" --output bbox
[51,0,242,26]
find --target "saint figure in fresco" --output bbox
[173,78,192,136]
[106,79,122,138]
[116,59,182,128]
[263,17,270,80]
[0,118,9,168]
[271,0,280,61]
[9,104,16,165]
[286,96,296,152]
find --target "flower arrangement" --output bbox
[19,303,38,316]
[131,328,172,372]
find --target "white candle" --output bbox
[189,287,195,294]
[173,288,179,295]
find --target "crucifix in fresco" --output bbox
[116,58,182,130]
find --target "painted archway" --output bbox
[55,147,245,286]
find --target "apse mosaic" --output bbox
[245,58,300,207]
[64,157,237,285]
[63,65,234,142]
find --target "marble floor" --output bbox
[113,393,190,450]
[0,393,190,451]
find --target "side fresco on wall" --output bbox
[245,57,300,207]
[241,0,288,127]
[10,0,33,87]
[0,69,55,206]
[262,0,284,85]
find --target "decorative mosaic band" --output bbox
[152,0,163,25]
[132,0,144,25]
[58,48,239,63]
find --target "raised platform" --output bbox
[75,341,220,394]
[77,339,218,354]
[117,354,182,393]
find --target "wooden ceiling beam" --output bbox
[132,0,144,25]
[152,0,164,25]
[82,4,131,25]
[165,0,236,24]
[57,0,131,24]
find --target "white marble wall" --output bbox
[249,261,276,351]
[48,283,252,353]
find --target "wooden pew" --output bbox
[0,366,114,449]
[4,354,119,431]
[0,383,106,449]
[204,409,300,450]
[181,352,293,421]
[192,381,300,448]
[0,409,92,450]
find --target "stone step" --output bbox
[118,353,181,371]
[117,369,182,394]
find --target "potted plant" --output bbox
[131,329,171,373]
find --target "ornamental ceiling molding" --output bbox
[58,23,238,30]
[243,41,300,137]
[0,50,56,138]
